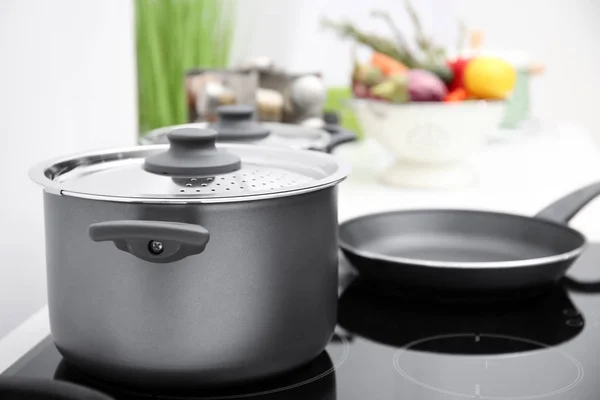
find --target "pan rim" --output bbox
[339,209,587,269]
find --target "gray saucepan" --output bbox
[139,105,356,153]
[29,127,349,388]
[339,181,600,292]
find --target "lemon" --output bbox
[463,57,516,99]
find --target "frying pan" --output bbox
[339,181,600,292]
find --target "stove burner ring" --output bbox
[393,333,584,400]
[59,333,350,400]
[203,333,351,400]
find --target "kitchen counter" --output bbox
[336,123,600,240]
[2,123,600,373]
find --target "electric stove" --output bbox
[4,245,600,400]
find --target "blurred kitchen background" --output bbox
[1,0,600,338]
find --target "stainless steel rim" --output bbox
[340,241,585,269]
[29,144,350,203]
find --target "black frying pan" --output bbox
[339,181,600,292]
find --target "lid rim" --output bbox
[57,177,347,204]
[29,144,351,203]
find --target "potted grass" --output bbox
[135,0,235,135]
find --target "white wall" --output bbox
[234,0,600,143]
[0,0,137,337]
[455,0,600,143]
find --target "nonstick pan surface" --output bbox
[339,181,600,291]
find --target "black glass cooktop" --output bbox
[4,245,600,400]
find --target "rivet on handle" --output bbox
[148,240,164,255]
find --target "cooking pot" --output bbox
[29,127,350,388]
[139,105,356,153]
[55,350,336,399]
[0,377,114,400]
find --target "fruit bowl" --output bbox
[353,98,506,188]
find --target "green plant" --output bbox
[321,0,455,68]
[136,0,234,134]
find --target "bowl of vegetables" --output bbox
[352,53,511,188]
[353,98,506,188]
[322,6,516,188]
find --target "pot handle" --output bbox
[323,111,357,153]
[89,220,210,264]
[323,126,357,153]
[535,181,600,224]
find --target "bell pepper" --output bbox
[444,87,468,102]
[447,57,471,91]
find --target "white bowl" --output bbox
[352,99,506,188]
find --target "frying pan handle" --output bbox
[535,181,600,224]
[322,111,357,153]
[89,220,210,264]
[563,277,600,293]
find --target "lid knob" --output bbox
[144,128,241,176]
[219,105,254,120]
[323,111,340,126]
[210,105,271,141]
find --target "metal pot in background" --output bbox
[29,128,350,388]
[139,105,356,153]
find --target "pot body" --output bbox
[43,187,339,388]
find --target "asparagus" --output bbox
[369,10,418,67]
[322,0,454,69]
[320,17,415,67]
[404,0,446,65]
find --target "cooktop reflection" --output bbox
[5,245,600,400]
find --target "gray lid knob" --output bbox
[210,105,271,141]
[144,128,241,176]
[219,105,254,119]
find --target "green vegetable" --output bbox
[369,10,418,67]
[357,65,383,86]
[136,0,234,134]
[354,64,384,86]
[320,18,417,68]
[422,64,454,85]
[364,66,384,85]
[322,0,462,74]
[371,74,409,103]
[404,0,446,65]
